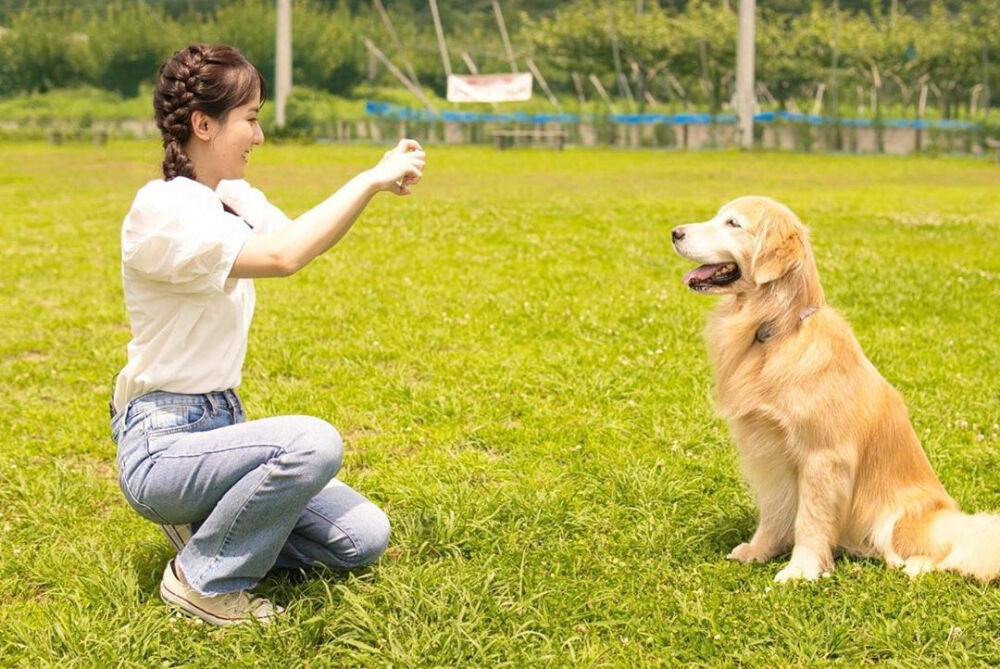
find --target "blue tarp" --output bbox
[364,101,981,130]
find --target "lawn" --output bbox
[0,141,998,666]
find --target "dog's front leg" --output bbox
[728,453,796,564]
[774,448,855,583]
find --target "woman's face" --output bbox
[211,99,265,181]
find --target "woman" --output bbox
[110,43,425,626]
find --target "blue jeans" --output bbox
[111,390,390,595]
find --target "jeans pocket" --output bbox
[143,404,212,446]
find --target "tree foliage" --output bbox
[0,0,995,119]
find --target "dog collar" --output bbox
[755,306,819,344]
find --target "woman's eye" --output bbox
[725,218,740,228]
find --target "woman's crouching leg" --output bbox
[276,478,390,571]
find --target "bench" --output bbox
[492,129,567,150]
[986,137,1000,163]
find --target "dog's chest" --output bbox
[708,328,795,423]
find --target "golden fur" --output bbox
[672,196,1000,583]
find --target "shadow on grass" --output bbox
[128,540,175,598]
[704,507,756,557]
[125,531,365,604]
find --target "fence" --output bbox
[352,102,987,155]
[10,102,987,156]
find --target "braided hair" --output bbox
[153,44,267,182]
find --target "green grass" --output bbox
[0,141,998,666]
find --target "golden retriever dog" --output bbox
[672,196,999,583]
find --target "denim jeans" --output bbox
[111,390,390,595]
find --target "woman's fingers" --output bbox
[393,165,423,194]
[396,138,422,153]
[382,140,425,194]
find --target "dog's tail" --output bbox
[909,509,1000,582]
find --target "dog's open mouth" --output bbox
[683,262,742,291]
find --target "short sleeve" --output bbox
[216,179,293,235]
[122,179,252,294]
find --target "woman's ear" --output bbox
[190,110,216,141]
[750,208,805,285]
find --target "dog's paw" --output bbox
[774,561,828,584]
[727,542,770,564]
[902,556,935,578]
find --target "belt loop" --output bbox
[226,389,242,418]
[205,392,220,413]
[223,388,240,411]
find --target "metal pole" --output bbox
[526,59,562,112]
[275,0,292,129]
[461,51,479,75]
[572,73,587,105]
[363,38,437,113]
[428,0,452,78]
[607,2,634,107]
[373,0,421,87]
[588,74,618,114]
[735,0,755,149]
[492,0,518,73]
[984,40,991,115]
[831,0,839,117]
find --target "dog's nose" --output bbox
[672,228,685,242]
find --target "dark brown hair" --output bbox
[153,44,267,181]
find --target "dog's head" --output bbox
[671,196,809,294]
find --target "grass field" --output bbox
[1,141,998,666]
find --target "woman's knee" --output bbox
[343,503,391,568]
[280,415,343,484]
[360,505,391,565]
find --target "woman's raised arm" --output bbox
[231,139,425,278]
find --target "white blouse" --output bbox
[112,177,291,412]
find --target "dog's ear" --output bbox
[750,207,805,285]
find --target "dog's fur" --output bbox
[672,196,1000,583]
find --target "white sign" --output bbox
[446,73,533,103]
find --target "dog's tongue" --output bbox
[683,263,727,286]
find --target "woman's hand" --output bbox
[366,138,426,195]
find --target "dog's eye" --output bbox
[725,218,741,228]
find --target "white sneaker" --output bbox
[160,524,192,552]
[159,559,283,626]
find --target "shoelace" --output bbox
[211,590,275,618]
